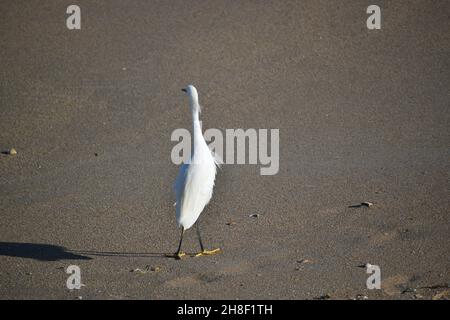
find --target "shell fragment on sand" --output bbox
[130,265,162,274]
[349,202,374,208]
[3,148,17,155]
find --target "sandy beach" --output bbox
[0,0,449,299]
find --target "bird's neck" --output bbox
[191,107,206,156]
[191,109,202,137]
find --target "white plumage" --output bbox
[173,85,220,258]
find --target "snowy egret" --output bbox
[173,85,221,259]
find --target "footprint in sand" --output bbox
[165,276,201,288]
[369,232,397,246]
[382,274,409,296]
[164,260,253,288]
[218,260,252,275]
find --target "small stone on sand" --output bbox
[130,268,146,274]
[314,294,330,300]
[297,259,312,263]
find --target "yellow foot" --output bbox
[195,248,222,257]
[175,252,186,260]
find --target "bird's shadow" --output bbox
[0,242,179,261]
[70,249,181,260]
[0,242,92,261]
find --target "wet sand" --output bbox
[0,0,449,299]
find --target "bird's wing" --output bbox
[211,150,222,168]
[174,163,189,199]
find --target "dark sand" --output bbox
[0,1,449,299]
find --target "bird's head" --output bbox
[181,84,201,113]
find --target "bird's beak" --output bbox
[181,88,187,93]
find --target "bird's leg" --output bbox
[195,223,221,257]
[175,227,186,259]
[196,222,205,252]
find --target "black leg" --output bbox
[175,227,185,256]
[196,223,205,252]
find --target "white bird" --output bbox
[173,85,220,259]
